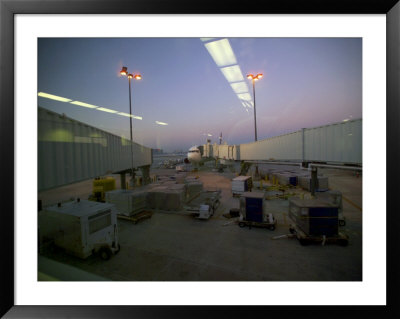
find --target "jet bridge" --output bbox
[38,107,152,191]
[205,119,362,165]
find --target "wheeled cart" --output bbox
[184,190,221,219]
[117,210,153,224]
[238,215,276,230]
[237,192,276,230]
[289,223,349,246]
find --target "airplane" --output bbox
[184,145,216,171]
[185,145,202,164]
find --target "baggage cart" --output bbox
[238,213,276,230]
[238,192,276,230]
[289,223,349,246]
[183,190,221,219]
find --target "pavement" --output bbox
[38,163,362,281]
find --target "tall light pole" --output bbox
[247,73,263,178]
[120,66,142,184]
[246,73,263,141]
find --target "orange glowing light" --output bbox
[134,74,142,80]
[127,74,133,79]
[247,74,253,79]
[257,74,263,79]
[120,66,128,76]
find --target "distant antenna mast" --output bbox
[219,132,222,145]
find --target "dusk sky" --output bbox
[38,37,362,152]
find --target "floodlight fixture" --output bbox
[120,66,128,76]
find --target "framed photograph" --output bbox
[1,0,399,317]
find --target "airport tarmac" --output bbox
[38,163,362,281]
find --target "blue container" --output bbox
[245,196,263,222]
[308,207,338,236]
[289,199,339,237]
[289,176,297,186]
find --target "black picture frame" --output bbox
[1,0,399,318]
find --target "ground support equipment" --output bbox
[289,223,349,246]
[238,215,276,231]
[117,211,153,224]
[183,190,221,219]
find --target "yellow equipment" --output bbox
[90,177,116,202]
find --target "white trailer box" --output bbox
[39,199,119,259]
[232,176,252,195]
[105,189,147,216]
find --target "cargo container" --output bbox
[298,175,329,191]
[238,192,276,230]
[105,189,147,216]
[276,173,298,186]
[316,190,345,225]
[232,176,252,196]
[239,192,264,223]
[288,199,338,237]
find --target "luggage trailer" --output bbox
[238,192,276,230]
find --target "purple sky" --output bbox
[38,38,362,152]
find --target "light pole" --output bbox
[246,73,263,141]
[120,66,142,185]
[247,73,263,178]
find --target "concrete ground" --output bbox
[38,164,362,281]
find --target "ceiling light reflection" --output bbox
[201,38,253,111]
[155,121,168,126]
[117,112,132,117]
[230,82,249,94]
[96,107,118,113]
[205,39,237,67]
[38,92,72,102]
[39,92,144,121]
[237,93,252,101]
[70,101,99,109]
[220,65,244,83]
[242,101,253,108]
[200,38,216,42]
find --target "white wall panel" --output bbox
[304,119,362,163]
[202,144,240,160]
[218,144,230,159]
[202,143,213,158]
[233,145,240,160]
[240,131,303,161]
[212,143,219,158]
